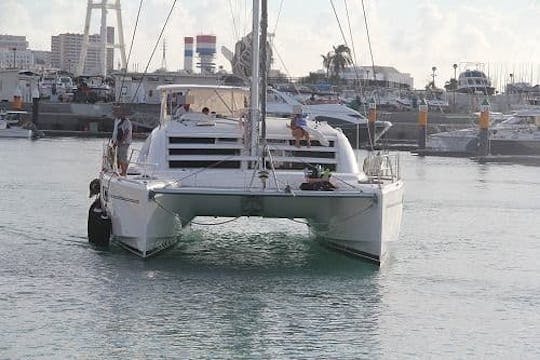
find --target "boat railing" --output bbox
[363,152,401,182]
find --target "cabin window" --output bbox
[169,149,240,156]
[169,137,215,144]
[169,161,241,169]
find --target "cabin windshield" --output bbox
[163,87,248,118]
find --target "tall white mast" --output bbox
[77,0,127,77]
[249,0,261,157]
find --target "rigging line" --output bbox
[272,0,285,35]
[360,0,377,152]
[130,0,178,104]
[270,44,316,117]
[360,0,376,81]
[329,0,348,48]
[119,0,144,102]
[228,0,240,42]
[344,0,362,94]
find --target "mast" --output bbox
[249,0,261,157]
[260,0,268,144]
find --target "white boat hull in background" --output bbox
[0,128,32,139]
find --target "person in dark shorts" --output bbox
[112,106,133,176]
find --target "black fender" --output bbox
[87,198,111,247]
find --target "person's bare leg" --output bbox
[120,161,128,176]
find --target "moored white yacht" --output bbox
[457,69,495,95]
[267,88,392,147]
[426,109,540,155]
[0,110,33,139]
[489,109,540,155]
[88,0,404,265]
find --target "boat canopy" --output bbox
[157,84,249,118]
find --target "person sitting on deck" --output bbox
[174,103,191,118]
[289,105,310,148]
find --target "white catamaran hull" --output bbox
[101,173,403,262]
[0,128,32,139]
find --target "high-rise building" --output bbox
[0,35,33,69]
[0,48,34,69]
[0,35,29,51]
[51,27,115,75]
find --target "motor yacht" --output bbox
[0,110,33,139]
[457,70,495,95]
[426,110,540,155]
[267,88,392,147]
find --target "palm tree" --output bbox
[331,44,353,78]
[321,51,334,78]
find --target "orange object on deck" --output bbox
[11,95,23,110]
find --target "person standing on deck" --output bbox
[112,105,133,176]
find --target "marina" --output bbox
[1,0,540,358]
[1,138,539,358]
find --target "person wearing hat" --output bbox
[112,105,133,176]
[289,105,310,147]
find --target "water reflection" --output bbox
[82,222,385,357]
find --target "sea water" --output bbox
[0,138,539,358]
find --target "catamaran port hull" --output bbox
[101,174,403,263]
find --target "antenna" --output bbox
[77,0,127,77]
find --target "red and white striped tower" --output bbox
[195,35,216,74]
[184,37,194,73]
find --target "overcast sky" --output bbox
[1,0,539,89]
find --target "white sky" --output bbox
[1,0,539,89]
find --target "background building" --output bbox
[0,35,34,69]
[51,27,115,75]
[32,50,52,69]
[0,35,29,51]
[341,65,414,89]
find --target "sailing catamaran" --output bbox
[88,0,404,264]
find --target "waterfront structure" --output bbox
[113,72,223,103]
[78,0,127,77]
[0,69,40,102]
